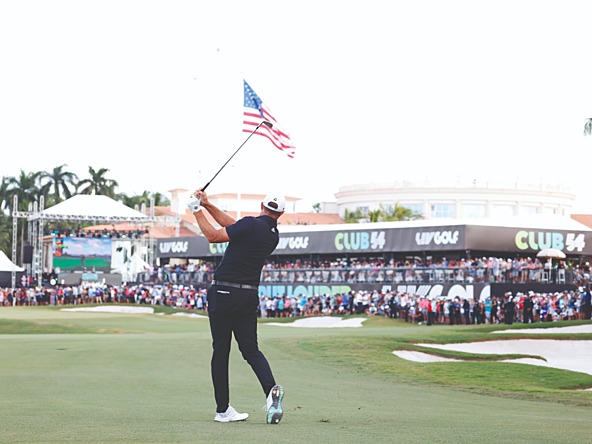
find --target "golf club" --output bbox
[201,120,273,191]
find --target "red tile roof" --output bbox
[571,214,592,228]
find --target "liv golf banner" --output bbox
[157,222,592,258]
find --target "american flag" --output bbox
[243,79,296,158]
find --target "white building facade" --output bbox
[168,189,300,215]
[334,179,575,220]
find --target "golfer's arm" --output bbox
[202,202,237,227]
[192,210,230,243]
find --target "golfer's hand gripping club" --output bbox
[187,195,202,213]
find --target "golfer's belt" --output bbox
[212,280,259,290]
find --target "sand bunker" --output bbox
[492,324,592,334]
[393,350,462,363]
[266,317,366,328]
[60,307,361,327]
[171,312,208,319]
[62,306,154,314]
[411,339,592,375]
[61,306,209,318]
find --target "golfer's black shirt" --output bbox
[214,215,279,286]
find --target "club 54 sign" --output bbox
[514,230,586,252]
[334,231,386,251]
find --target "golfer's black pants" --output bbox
[207,284,276,413]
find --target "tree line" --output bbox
[0,164,170,261]
[343,205,422,223]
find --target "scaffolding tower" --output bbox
[10,195,180,296]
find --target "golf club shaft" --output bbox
[201,120,273,191]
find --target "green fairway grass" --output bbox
[0,306,591,443]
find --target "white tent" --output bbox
[0,250,24,272]
[41,195,148,220]
[9,194,153,288]
[0,250,24,289]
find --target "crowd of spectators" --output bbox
[257,288,591,324]
[0,282,208,310]
[131,255,588,287]
[2,253,591,325]
[1,282,590,325]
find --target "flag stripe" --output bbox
[244,124,294,151]
[243,114,292,142]
[242,79,295,158]
[243,129,296,158]
[243,114,294,149]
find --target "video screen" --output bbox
[53,237,113,271]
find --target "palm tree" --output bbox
[39,164,78,206]
[585,118,592,136]
[368,209,382,222]
[383,204,423,221]
[345,204,423,223]
[0,176,10,214]
[6,170,42,212]
[118,191,171,210]
[118,191,150,209]
[0,177,13,255]
[76,167,119,197]
[5,170,42,264]
[150,192,170,207]
[0,212,12,255]
[344,208,365,223]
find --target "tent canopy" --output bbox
[40,195,148,221]
[0,250,24,272]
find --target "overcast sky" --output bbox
[1,1,592,212]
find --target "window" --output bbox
[402,203,423,216]
[431,203,455,218]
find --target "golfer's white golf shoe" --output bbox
[214,406,249,422]
[265,384,284,424]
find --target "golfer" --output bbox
[188,189,285,424]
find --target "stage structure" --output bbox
[11,194,181,293]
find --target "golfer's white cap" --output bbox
[263,193,286,212]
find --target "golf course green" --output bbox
[1,306,591,443]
